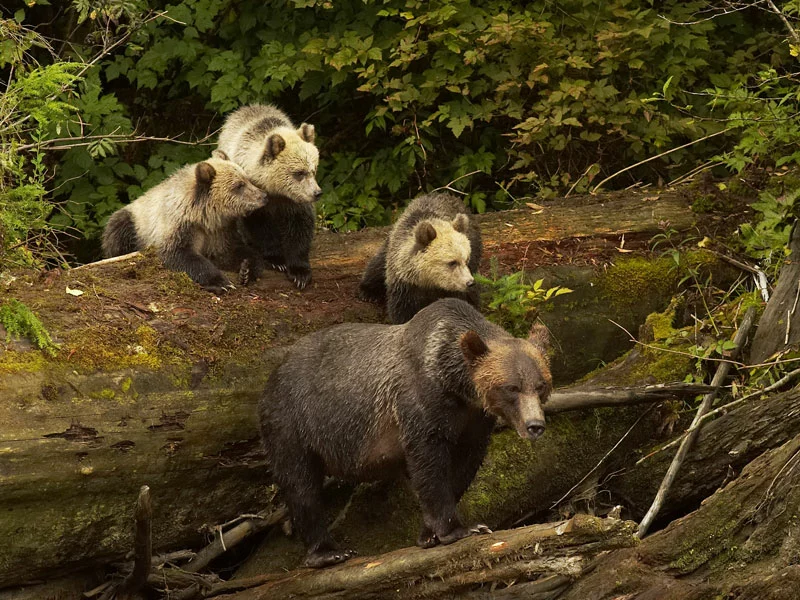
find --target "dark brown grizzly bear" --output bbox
[258,297,551,568]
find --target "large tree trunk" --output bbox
[0,190,708,588]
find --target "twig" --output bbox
[564,163,598,198]
[548,407,654,511]
[591,129,731,194]
[766,0,800,43]
[118,486,152,598]
[185,505,288,574]
[609,318,747,368]
[637,366,800,464]
[637,306,757,538]
[15,132,215,152]
[71,252,141,271]
[431,170,483,196]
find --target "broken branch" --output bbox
[637,306,757,537]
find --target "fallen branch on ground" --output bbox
[205,515,637,600]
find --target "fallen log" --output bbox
[209,515,637,600]
[560,427,800,599]
[0,190,708,588]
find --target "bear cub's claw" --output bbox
[304,548,357,569]
[202,276,235,295]
[289,269,312,290]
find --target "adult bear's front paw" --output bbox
[304,548,357,569]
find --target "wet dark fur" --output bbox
[102,209,139,257]
[359,193,482,323]
[258,298,548,568]
[239,197,315,288]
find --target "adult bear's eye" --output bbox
[293,170,307,181]
[448,260,459,268]
[504,385,520,394]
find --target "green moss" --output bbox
[63,324,179,372]
[463,431,538,519]
[119,377,132,393]
[692,194,718,214]
[0,299,59,356]
[90,388,116,400]
[599,257,678,310]
[0,348,49,374]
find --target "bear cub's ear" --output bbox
[263,134,286,162]
[528,322,551,359]
[451,213,469,234]
[460,330,489,366]
[414,221,437,247]
[196,162,217,186]
[212,149,229,161]
[298,123,315,144]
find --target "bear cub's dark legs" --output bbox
[242,203,315,289]
[358,241,388,302]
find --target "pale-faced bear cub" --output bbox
[217,104,321,289]
[359,193,482,323]
[102,156,267,294]
[258,297,551,568]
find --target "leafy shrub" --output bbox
[476,258,571,337]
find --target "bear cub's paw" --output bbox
[304,548,357,569]
[200,273,235,295]
[288,267,312,290]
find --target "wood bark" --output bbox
[750,221,800,363]
[0,191,702,588]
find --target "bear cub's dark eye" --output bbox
[293,170,308,181]
[448,260,459,268]
[504,384,520,394]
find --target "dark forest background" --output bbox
[2,0,799,266]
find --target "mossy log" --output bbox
[0,190,701,588]
[210,515,638,600]
[559,423,800,599]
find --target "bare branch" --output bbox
[637,306,757,537]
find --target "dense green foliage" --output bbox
[2,0,800,265]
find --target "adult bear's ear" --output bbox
[298,123,315,143]
[211,149,229,161]
[460,330,489,366]
[414,221,437,248]
[528,322,551,361]
[263,134,286,162]
[452,213,469,234]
